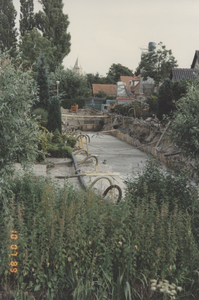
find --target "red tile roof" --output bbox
[120,75,141,91]
[92,84,116,96]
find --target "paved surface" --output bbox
[87,132,149,181]
[14,133,149,201]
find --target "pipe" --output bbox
[89,176,113,189]
[77,155,98,172]
[102,185,122,203]
[73,149,89,157]
[71,153,87,190]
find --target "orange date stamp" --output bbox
[10,231,18,273]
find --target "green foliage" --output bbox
[52,129,63,144]
[106,63,133,84]
[19,0,35,36]
[47,143,72,157]
[47,96,62,134]
[115,102,149,119]
[33,108,48,127]
[65,136,77,148]
[36,52,50,112]
[0,52,40,193]
[51,67,91,106]
[147,93,158,115]
[19,28,55,70]
[35,0,71,72]
[86,72,107,90]
[157,77,174,120]
[37,129,48,161]
[0,167,199,299]
[0,0,18,57]
[137,42,178,88]
[170,78,199,161]
[172,78,191,101]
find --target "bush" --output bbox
[52,128,63,144]
[126,161,199,242]
[0,167,199,299]
[147,93,158,115]
[33,108,48,127]
[47,143,72,157]
[64,135,77,148]
[37,130,48,162]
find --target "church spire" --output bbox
[73,57,82,75]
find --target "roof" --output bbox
[120,75,140,91]
[191,50,199,69]
[171,68,199,82]
[92,84,116,96]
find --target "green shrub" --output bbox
[52,128,63,144]
[62,135,77,148]
[37,129,48,162]
[0,168,199,299]
[66,136,77,148]
[47,143,72,157]
[33,108,48,127]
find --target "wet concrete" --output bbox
[87,132,149,180]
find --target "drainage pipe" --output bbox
[71,154,122,203]
[71,153,87,190]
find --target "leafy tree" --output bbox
[35,0,71,72]
[47,96,62,134]
[36,53,50,112]
[136,42,178,88]
[0,52,40,193]
[20,0,35,36]
[157,78,174,120]
[106,63,134,83]
[86,72,107,89]
[19,28,55,70]
[51,67,91,107]
[170,79,199,161]
[0,0,18,57]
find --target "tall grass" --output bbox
[0,163,199,299]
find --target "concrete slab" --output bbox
[86,132,149,181]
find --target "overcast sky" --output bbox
[13,0,199,76]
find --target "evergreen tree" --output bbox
[36,53,50,111]
[0,0,18,57]
[35,0,71,71]
[157,78,174,120]
[20,0,35,36]
[47,96,62,134]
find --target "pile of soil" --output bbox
[102,114,180,163]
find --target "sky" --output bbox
[13,0,199,76]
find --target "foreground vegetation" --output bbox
[0,162,199,300]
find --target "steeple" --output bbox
[73,58,82,75]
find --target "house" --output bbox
[92,84,116,97]
[170,50,199,82]
[118,74,155,100]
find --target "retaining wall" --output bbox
[109,130,168,164]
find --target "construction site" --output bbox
[35,105,181,203]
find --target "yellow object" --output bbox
[71,104,78,113]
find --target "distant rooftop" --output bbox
[171,68,199,82]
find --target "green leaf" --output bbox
[34,284,41,292]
